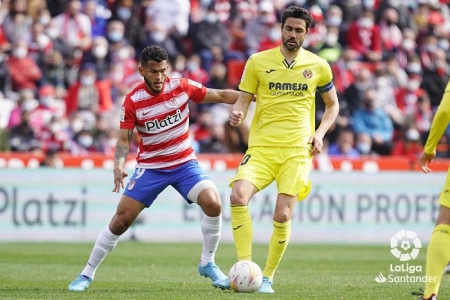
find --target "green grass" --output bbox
[0,242,447,300]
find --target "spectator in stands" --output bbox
[7,39,43,93]
[144,0,191,59]
[346,9,382,62]
[316,25,343,64]
[182,54,209,86]
[342,67,375,117]
[50,0,92,57]
[244,0,277,56]
[40,148,61,167]
[421,48,449,110]
[327,127,360,158]
[352,88,394,155]
[110,0,146,53]
[28,21,53,62]
[0,48,12,97]
[378,6,402,59]
[9,111,41,152]
[82,0,110,38]
[64,62,113,117]
[396,28,418,69]
[190,4,238,74]
[391,127,423,161]
[2,0,32,44]
[81,36,111,80]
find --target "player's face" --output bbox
[281,17,309,52]
[139,60,168,93]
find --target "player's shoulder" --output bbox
[250,47,279,61]
[302,48,329,65]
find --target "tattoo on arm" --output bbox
[115,145,129,162]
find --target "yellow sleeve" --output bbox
[424,81,450,154]
[238,56,258,94]
[317,59,333,89]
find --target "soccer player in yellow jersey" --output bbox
[415,80,450,300]
[228,6,339,293]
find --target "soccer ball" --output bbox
[228,260,263,293]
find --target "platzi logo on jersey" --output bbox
[145,109,182,132]
[374,230,435,284]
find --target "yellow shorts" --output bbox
[230,146,312,201]
[439,167,450,208]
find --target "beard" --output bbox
[282,37,302,52]
[144,78,162,94]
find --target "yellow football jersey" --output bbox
[239,46,334,148]
[424,80,450,154]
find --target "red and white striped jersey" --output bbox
[120,77,206,169]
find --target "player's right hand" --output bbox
[229,111,244,127]
[113,168,128,193]
[419,151,436,174]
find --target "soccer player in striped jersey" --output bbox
[68,45,239,292]
[228,6,339,293]
[414,80,450,300]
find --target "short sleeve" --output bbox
[317,60,334,93]
[120,96,136,130]
[238,56,258,94]
[181,78,207,103]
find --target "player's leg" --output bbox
[259,147,312,293]
[422,206,450,299]
[171,161,228,289]
[68,168,166,291]
[229,148,274,262]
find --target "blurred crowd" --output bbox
[0,0,450,163]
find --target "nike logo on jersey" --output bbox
[278,240,286,244]
[145,109,182,132]
[233,225,243,230]
[143,110,151,116]
[265,69,276,73]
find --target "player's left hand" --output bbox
[113,168,128,193]
[419,151,436,174]
[308,136,323,156]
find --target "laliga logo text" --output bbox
[374,230,436,284]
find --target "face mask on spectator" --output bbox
[325,34,338,46]
[13,47,28,58]
[93,45,108,58]
[268,28,281,41]
[358,17,373,29]
[108,31,124,43]
[51,122,63,134]
[151,31,166,43]
[71,119,84,133]
[402,39,415,51]
[407,80,421,91]
[117,7,131,20]
[80,75,95,86]
[22,99,39,112]
[41,97,55,108]
[78,135,93,148]
[39,15,51,25]
[357,142,371,154]
[46,28,59,39]
[327,16,342,26]
[117,48,129,60]
[438,39,449,51]
[423,44,436,52]
[186,61,199,72]
[407,62,421,74]
[205,13,218,23]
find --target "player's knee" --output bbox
[198,188,222,216]
[110,212,134,235]
[273,209,292,223]
[230,189,246,205]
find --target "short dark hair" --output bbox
[140,46,168,65]
[281,6,313,30]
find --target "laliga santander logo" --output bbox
[390,230,422,261]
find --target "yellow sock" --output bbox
[263,220,291,281]
[424,224,450,298]
[230,205,253,261]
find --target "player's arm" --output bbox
[202,88,240,104]
[113,129,133,192]
[420,89,450,173]
[310,86,339,154]
[229,91,254,127]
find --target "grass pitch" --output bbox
[0,242,447,300]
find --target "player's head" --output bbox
[280,6,312,52]
[139,45,169,93]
